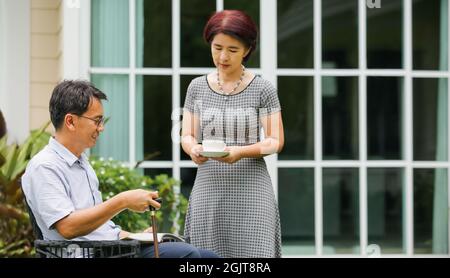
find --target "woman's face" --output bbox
[211,33,249,73]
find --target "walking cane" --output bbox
[150,198,162,258]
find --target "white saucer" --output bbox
[200,151,229,158]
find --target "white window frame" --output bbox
[79,0,450,257]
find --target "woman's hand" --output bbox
[212,146,242,164]
[190,144,208,165]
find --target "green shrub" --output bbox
[0,123,51,257]
[90,157,188,234]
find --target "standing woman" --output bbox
[181,10,284,258]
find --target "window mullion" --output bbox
[359,0,368,257]
[216,0,223,11]
[129,0,136,166]
[171,0,181,234]
[314,0,323,256]
[404,0,414,256]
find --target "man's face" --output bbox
[75,98,105,149]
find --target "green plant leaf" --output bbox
[0,152,5,168]
[0,135,7,151]
[2,144,18,180]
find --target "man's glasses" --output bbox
[77,115,105,127]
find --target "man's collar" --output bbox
[48,137,87,167]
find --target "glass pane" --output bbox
[136,0,171,67]
[224,0,260,68]
[180,75,199,160]
[322,0,358,68]
[136,75,172,161]
[323,168,359,254]
[413,0,448,70]
[144,168,172,178]
[367,0,402,68]
[180,0,215,67]
[278,0,314,68]
[322,77,359,159]
[91,74,129,161]
[279,168,315,255]
[414,168,448,254]
[413,78,448,161]
[368,168,405,254]
[180,168,197,200]
[91,0,129,67]
[367,77,403,160]
[278,76,314,160]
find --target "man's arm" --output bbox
[54,189,160,239]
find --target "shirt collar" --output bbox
[48,137,87,167]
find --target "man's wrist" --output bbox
[119,230,130,239]
[113,192,128,211]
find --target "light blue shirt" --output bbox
[21,137,121,240]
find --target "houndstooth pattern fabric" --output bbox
[183,75,282,258]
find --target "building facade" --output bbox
[0,0,449,257]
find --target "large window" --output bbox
[88,0,449,257]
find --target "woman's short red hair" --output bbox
[203,10,258,62]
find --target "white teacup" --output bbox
[202,139,226,152]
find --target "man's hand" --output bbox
[142,227,153,233]
[119,230,131,239]
[120,189,160,212]
[189,144,208,165]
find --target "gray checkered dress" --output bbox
[183,75,282,258]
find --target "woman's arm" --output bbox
[214,111,284,163]
[181,110,208,164]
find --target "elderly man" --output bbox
[22,80,217,258]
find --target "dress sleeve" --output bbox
[183,79,200,114]
[260,79,282,117]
